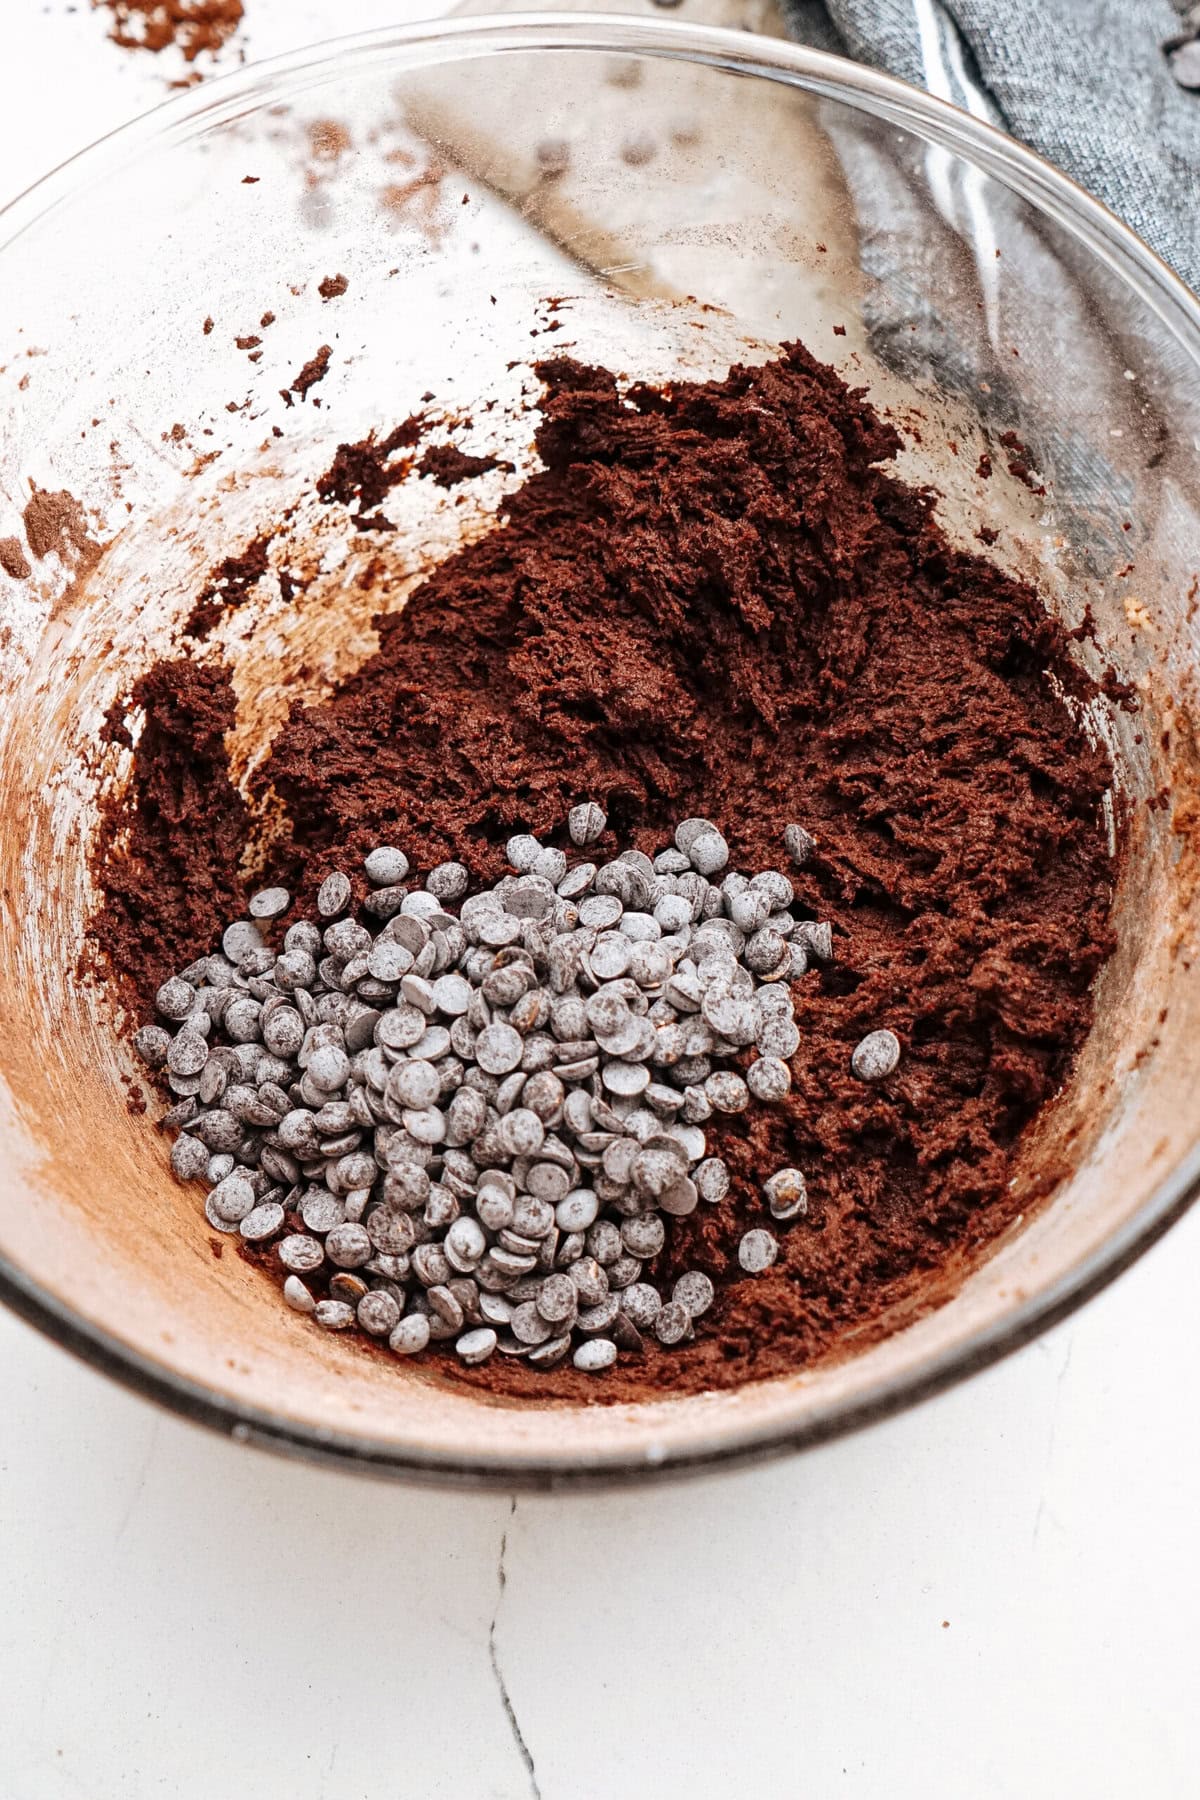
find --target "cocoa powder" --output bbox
[92,343,1118,1400]
[0,537,31,580]
[94,0,244,62]
[22,484,98,566]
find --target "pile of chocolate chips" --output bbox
[138,807,897,1375]
[95,341,1118,1399]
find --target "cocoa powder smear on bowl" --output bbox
[92,343,1119,1401]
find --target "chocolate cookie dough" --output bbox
[92,342,1118,1400]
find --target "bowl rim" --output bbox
[3,11,1200,1488]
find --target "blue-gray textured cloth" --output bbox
[783,0,1200,293]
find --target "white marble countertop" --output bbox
[2,5,1198,1795]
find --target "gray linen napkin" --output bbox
[783,0,1200,292]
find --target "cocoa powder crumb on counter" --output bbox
[318,273,349,301]
[92,341,1119,1402]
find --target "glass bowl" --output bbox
[2,14,1199,1486]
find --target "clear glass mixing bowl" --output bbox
[2,14,1199,1485]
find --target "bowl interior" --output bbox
[2,18,1200,1480]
